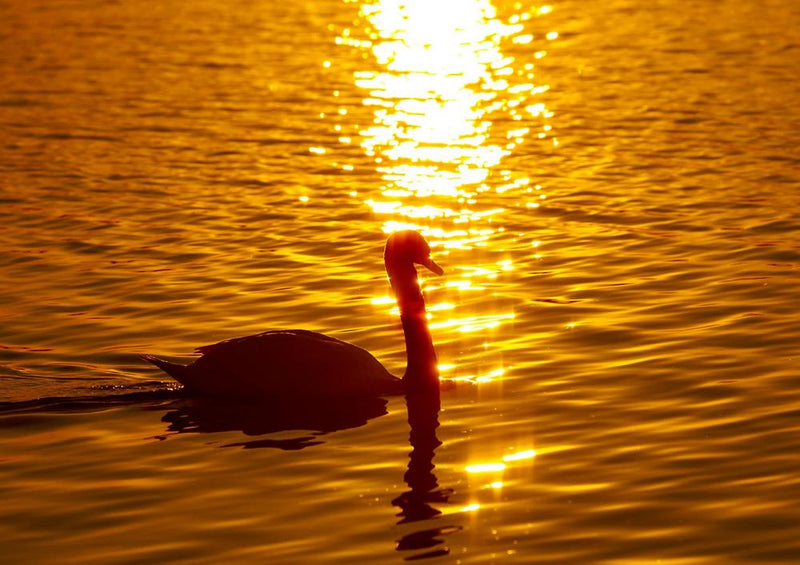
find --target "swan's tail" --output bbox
[140,354,192,386]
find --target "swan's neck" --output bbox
[389,264,439,390]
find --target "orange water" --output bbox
[1,0,799,563]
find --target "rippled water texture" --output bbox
[1,0,799,563]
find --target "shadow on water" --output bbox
[161,394,389,450]
[393,390,461,561]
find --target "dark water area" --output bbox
[1,0,799,563]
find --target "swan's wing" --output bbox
[188,329,400,396]
[194,329,342,356]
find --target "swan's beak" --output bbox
[421,256,444,276]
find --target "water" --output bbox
[1,0,799,562]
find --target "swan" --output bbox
[141,230,443,397]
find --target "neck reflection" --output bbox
[396,390,444,522]
[393,390,461,558]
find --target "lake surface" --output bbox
[1,0,799,563]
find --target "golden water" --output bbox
[1,0,799,563]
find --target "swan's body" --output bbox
[142,330,402,396]
[142,231,442,397]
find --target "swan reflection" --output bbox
[393,390,462,559]
[157,388,460,558]
[160,395,389,450]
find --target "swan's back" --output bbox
[175,330,401,397]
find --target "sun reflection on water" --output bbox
[334,0,556,382]
[450,448,537,515]
[347,0,554,212]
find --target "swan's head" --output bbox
[384,231,444,277]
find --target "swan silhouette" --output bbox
[141,230,443,397]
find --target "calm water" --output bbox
[1,0,799,563]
